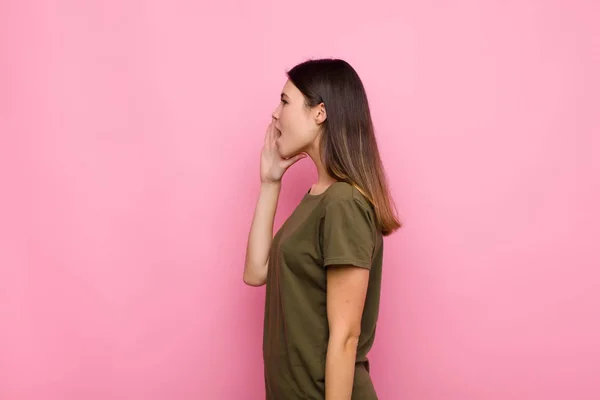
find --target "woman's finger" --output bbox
[282,153,307,169]
[264,122,273,147]
[268,122,279,149]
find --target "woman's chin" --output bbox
[276,144,290,159]
[277,141,301,160]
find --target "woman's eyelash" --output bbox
[281,99,288,104]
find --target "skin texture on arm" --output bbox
[243,181,280,286]
[325,265,370,400]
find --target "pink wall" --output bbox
[1,1,599,399]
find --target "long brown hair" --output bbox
[287,58,402,235]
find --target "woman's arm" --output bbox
[243,181,281,286]
[243,121,306,286]
[325,265,370,399]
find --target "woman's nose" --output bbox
[272,105,280,120]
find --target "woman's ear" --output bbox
[315,102,327,125]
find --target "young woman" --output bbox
[243,58,401,400]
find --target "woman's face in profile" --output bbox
[272,80,320,159]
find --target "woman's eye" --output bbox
[281,100,288,105]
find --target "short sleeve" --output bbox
[321,198,376,269]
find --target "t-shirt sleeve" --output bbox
[321,198,376,269]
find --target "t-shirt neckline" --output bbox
[303,181,341,200]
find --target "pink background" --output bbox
[1,1,599,399]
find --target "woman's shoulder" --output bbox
[319,182,380,241]
[323,181,371,209]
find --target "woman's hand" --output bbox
[260,121,307,183]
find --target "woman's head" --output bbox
[272,58,401,235]
[271,78,325,159]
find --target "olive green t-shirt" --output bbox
[263,181,384,400]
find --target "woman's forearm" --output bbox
[243,181,281,286]
[325,335,359,399]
